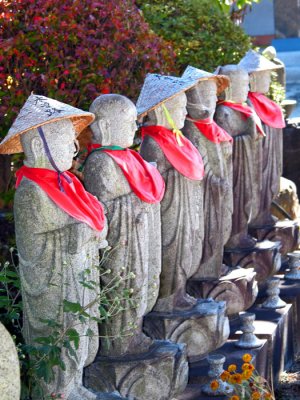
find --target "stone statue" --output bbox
[138,73,229,361]
[0,94,107,400]
[181,66,233,279]
[140,89,204,312]
[239,50,285,227]
[214,65,260,250]
[83,94,188,400]
[0,322,21,400]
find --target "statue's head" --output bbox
[146,92,187,130]
[218,65,249,103]
[186,80,217,120]
[249,70,271,94]
[89,94,137,148]
[21,119,77,172]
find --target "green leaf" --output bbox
[66,328,80,350]
[63,300,83,314]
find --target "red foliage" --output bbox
[0,0,176,138]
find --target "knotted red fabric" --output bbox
[218,101,265,136]
[88,144,165,203]
[141,125,204,181]
[190,117,233,144]
[248,92,285,129]
[16,165,105,231]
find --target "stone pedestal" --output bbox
[224,240,282,285]
[187,268,258,316]
[249,220,299,257]
[85,341,188,400]
[143,299,229,362]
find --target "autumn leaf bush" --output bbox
[137,0,252,73]
[0,0,176,142]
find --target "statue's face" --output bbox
[186,80,217,120]
[249,70,271,94]
[228,69,249,103]
[163,93,187,130]
[90,100,137,148]
[45,120,77,171]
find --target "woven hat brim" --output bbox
[0,114,94,155]
[138,77,220,118]
[187,75,229,95]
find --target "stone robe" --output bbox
[14,178,100,398]
[140,135,203,311]
[183,120,233,279]
[83,152,161,356]
[214,106,260,249]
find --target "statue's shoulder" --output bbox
[15,178,44,206]
[215,104,232,120]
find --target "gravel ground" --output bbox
[275,357,300,399]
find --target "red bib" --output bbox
[218,101,265,136]
[141,125,204,181]
[88,145,165,203]
[16,165,105,232]
[190,117,233,144]
[248,92,285,129]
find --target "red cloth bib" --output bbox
[190,117,233,144]
[141,125,204,181]
[88,145,165,203]
[218,101,265,136]
[248,92,285,129]
[16,165,105,232]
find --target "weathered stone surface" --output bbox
[84,95,161,356]
[0,322,20,400]
[140,93,203,312]
[250,220,299,257]
[187,268,258,316]
[183,79,233,280]
[85,341,188,400]
[215,65,260,250]
[271,177,299,221]
[15,118,105,399]
[224,240,282,285]
[248,70,283,227]
[143,299,229,362]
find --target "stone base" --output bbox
[85,341,188,400]
[224,240,282,286]
[143,300,229,362]
[187,268,258,316]
[249,220,299,257]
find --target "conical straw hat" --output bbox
[238,49,281,73]
[136,73,202,117]
[0,94,95,154]
[182,65,229,95]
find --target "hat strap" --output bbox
[37,126,72,192]
[162,104,184,147]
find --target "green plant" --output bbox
[0,246,136,399]
[137,0,252,73]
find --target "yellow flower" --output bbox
[242,353,252,363]
[228,364,237,372]
[242,369,253,380]
[230,396,240,400]
[210,380,219,391]
[251,392,261,400]
[242,363,250,370]
[220,371,230,382]
[229,373,243,384]
[248,363,255,371]
[264,393,272,400]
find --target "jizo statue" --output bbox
[0,94,106,400]
[83,94,165,356]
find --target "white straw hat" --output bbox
[0,94,95,154]
[136,73,201,117]
[182,65,229,95]
[238,49,281,73]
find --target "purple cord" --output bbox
[37,126,72,192]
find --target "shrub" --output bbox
[0,0,176,141]
[137,0,252,73]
